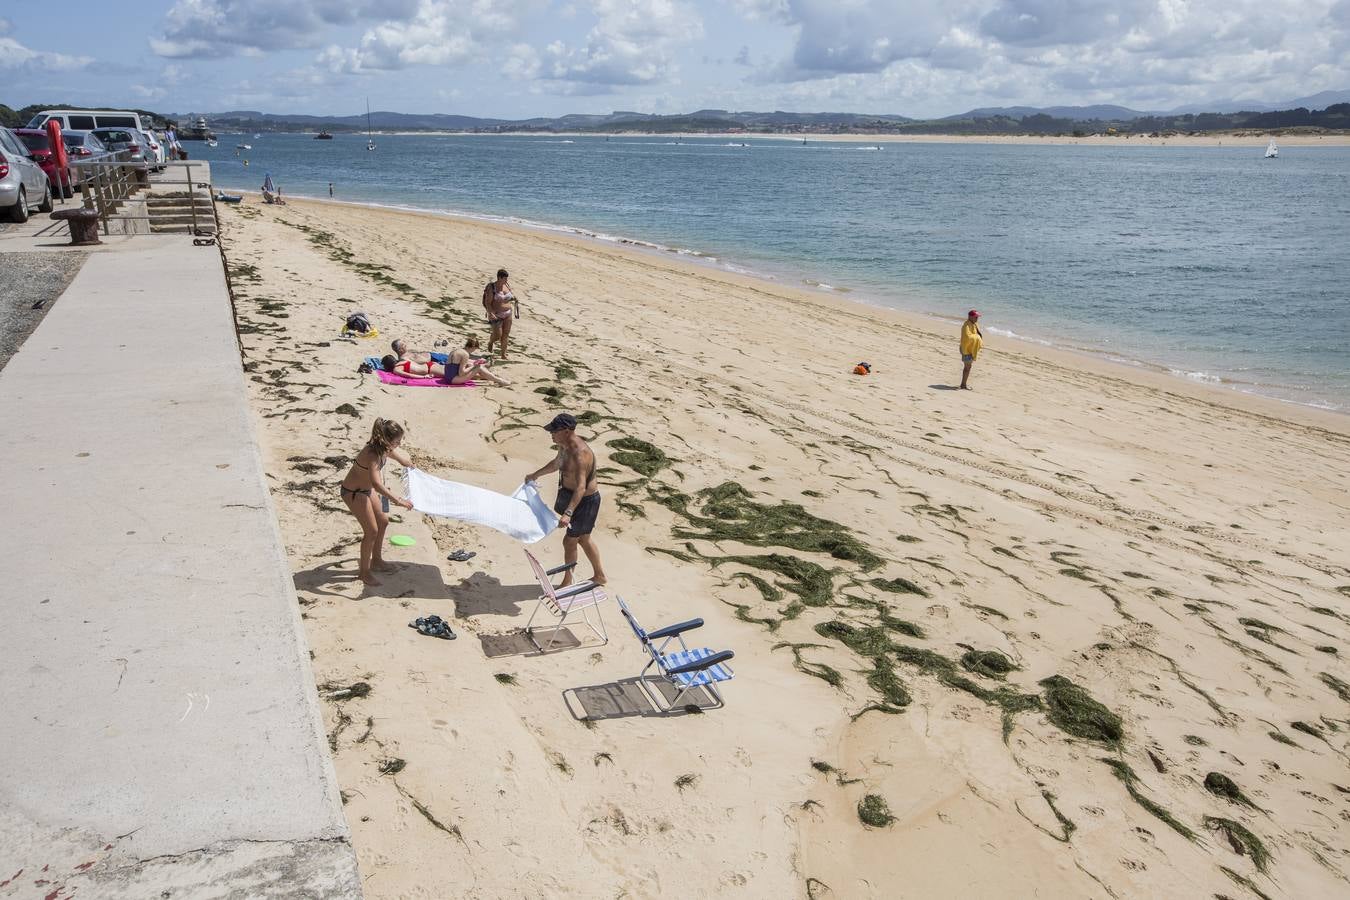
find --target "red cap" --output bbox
[968,310,980,318]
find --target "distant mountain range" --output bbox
[173,89,1350,134]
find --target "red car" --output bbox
[13,128,72,198]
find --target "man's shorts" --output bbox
[555,489,601,537]
[962,353,975,363]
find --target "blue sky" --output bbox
[3,1,1348,119]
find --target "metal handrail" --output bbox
[65,157,214,236]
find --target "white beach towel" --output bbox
[406,468,558,544]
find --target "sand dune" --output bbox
[219,195,1350,899]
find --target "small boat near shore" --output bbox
[214,192,242,204]
[1264,139,1278,158]
[315,130,334,140]
[236,143,251,150]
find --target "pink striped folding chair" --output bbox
[522,548,608,652]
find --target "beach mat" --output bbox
[364,357,476,388]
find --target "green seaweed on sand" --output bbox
[1041,790,1077,842]
[1183,734,1208,746]
[966,603,1009,620]
[1219,866,1273,900]
[1290,721,1325,740]
[961,650,1018,680]
[665,482,883,571]
[866,656,913,708]
[334,403,360,417]
[1206,817,1271,873]
[846,597,924,638]
[674,773,699,792]
[1204,773,1258,809]
[607,437,671,477]
[774,642,843,688]
[857,794,895,828]
[801,489,824,498]
[1267,730,1299,747]
[1040,676,1123,747]
[494,673,518,685]
[1101,758,1196,841]
[1319,671,1350,703]
[379,757,407,776]
[716,553,835,609]
[869,575,929,597]
[554,364,577,380]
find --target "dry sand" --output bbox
[218,196,1350,899]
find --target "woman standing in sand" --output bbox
[339,419,415,586]
[447,336,511,386]
[483,269,520,360]
[960,309,983,390]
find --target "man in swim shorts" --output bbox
[524,413,607,587]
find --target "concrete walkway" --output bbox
[0,235,361,897]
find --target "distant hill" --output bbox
[155,94,1350,136]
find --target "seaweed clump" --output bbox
[1204,772,1258,809]
[1206,816,1271,873]
[1319,671,1350,703]
[663,482,883,571]
[857,794,895,828]
[869,576,929,597]
[961,650,1017,680]
[607,437,670,478]
[1040,676,1123,746]
[1101,758,1196,841]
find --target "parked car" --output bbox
[13,128,73,198]
[137,128,165,167]
[90,128,142,161]
[26,109,150,134]
[0,126,54,223]
[59,131,108,191]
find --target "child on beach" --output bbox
[446,336,510,386]
[339,418,415,586]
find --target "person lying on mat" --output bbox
[390,338,433,363]
[446,336,510,386]
[380,354,445,378]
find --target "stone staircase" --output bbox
[145,190,218,235]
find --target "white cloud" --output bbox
[151,0,421,58]
[0,32,93,72]
[314,0,541,73]
[541,0,704,86]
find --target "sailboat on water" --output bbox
[366,100,376,152]
[1264,138,1278,159]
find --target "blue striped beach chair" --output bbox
[523,549,608,652]
[617,596,735,712]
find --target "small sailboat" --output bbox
[366,99,376,152]
[236,143,251,150]
[1264,138,1278,159]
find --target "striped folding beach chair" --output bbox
[522,548,608,652]
[616,596,735,712]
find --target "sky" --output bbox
[2,1,1348,119]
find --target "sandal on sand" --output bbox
[409,615,456,640]
[447,549,476,562]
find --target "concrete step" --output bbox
[149,215,218,227]
[149,224,218,234]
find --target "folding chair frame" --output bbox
[523,554,608,653]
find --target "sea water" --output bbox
[202,133,1350,411]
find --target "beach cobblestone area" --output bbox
[0,251,88,371]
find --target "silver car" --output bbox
[0,126,53,223]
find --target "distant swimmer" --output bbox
[959,310,983,390]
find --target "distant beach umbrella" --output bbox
[263,173,275,193]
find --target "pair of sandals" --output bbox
[447,549,476,562]
[409,614,456,640]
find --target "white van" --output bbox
[26,109,150,134]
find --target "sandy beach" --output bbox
[218,196,1350,898]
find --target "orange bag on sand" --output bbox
[853,363,872,375]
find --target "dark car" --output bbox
[89,128,142,160]
[13,128,72,198]
[59,131,107,189]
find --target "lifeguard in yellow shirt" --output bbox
[959,309,983,390]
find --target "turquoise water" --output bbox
[201,133,1350,411]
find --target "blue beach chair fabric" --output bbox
[616,596,734,712]
[522,548,608,652]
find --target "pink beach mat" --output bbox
[375,369,477,388]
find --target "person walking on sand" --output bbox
[483,269,520,360]
[524,413,607,587]
[339,418,415,586]
[959,309,984,390]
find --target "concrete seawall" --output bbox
[0,234,361,897]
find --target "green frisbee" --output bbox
[388,535,416,547]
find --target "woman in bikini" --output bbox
[339,418,415,586]
[381,354,445,379]
[483,268,519,360]
[446,336,510,386]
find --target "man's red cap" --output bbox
[968,310,980,318]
